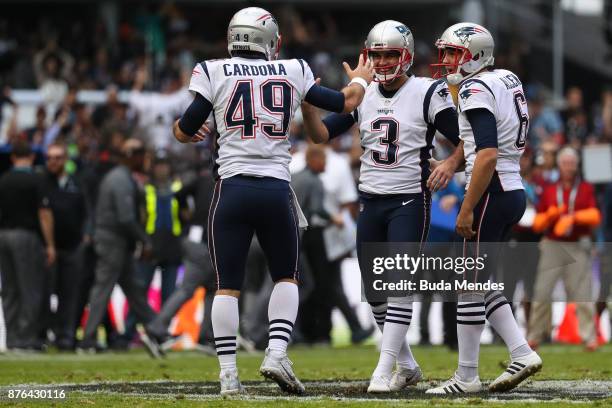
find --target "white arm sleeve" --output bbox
[188,62,214,103]
[297,59,316,100]
[458,79,496,115]
[428,81,456,123]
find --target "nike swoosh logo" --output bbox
[402,199,415,206]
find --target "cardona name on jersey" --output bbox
[222,62,288,77]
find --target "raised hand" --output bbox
[343,54,374,84]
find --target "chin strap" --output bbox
[447,73,463,85]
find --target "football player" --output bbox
[426,23,542,394]
[301,20,464,393]
[173,7,374,395]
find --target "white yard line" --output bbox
[1,379,610,402]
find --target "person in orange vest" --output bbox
[528,146,601,351]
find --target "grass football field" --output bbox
[0,344,610,407]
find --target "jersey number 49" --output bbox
[224,79,294,140]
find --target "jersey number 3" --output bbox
[371,118,399,166]
[513,91,529,149]
[224,80,293,139]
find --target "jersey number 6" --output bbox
[513,91,529,149]
[224,79,293,140]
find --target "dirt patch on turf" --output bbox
[4,380,609,402]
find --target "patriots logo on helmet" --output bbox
[395,25,411,45]
[453,26,485,43]
[256,13,277,26]
[459,88,483,101]
[437,88,450,99]
[395,25,411,35]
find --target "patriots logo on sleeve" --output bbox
[459,88,483,102]
[437,88,450,99]
[453,26,485,43]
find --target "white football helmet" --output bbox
[363,20,414,84]
[431,22,495,85]
[227,7,281,60]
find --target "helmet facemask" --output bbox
[363,48,412,84]
[431,23,495,85]
[430,42,473,85]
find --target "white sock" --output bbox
[370,303,417,370]
[373,300,413,377]
[457,293,485,382]
[371,303,387,332]
[484,291,532,360]
[397,342,417,370]
[212,295,239,371]
[267,282,298,356]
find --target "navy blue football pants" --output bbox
[357,191,431,305]
[207,175,300,290]
[357,192,432,245]
[463,189,527,284]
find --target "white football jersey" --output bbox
[458,69,528,191]
[356,76,455,194]
[189,57,316,181]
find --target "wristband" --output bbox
[349,77,368,92]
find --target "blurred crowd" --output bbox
[0,2,611,353]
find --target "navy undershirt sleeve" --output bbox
[465,108,498,151]
[304,85,345,113]
[433,107,460,146]
[178,93,213,136]
[322,113,356,139]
